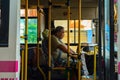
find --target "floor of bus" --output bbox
[27,66,98,80]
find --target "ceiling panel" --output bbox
[21,0,98,19]
[21,0,98,8]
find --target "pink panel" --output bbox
[0,78,18,80]
[9,78,14,80]
[5,78,8,80]
[118,62,120,74]
[114,0,118,3]
[15,78,18,80]
[0,61,18,72]
[1,78,4,80]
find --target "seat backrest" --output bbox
[42,39,48,56]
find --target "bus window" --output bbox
[0,0,9,47]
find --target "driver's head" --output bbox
[54,26,65,39]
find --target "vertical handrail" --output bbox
[94,46,98,80]
[24,0,28,80]
[21,49,25,80]
[48,0,52,80]
[67,0,70,80]
[37,0,46,80]
[37,0,40,68]
[78,0,82,80]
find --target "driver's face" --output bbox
[57,29,65,39]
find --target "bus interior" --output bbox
[19,0,117,80]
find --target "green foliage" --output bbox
[28,19,37,43]
[20,19,37,44]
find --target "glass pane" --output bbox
[54,20,92,43]
[104,0,110,79]
[0,0,1,28]
[114,2,118,52]
[20,18,37,44]
[0,0,9,47]
[76,30,87,43]
[20,19,25,43]
[0,0,1,29]
[20,9,37,17]
[114,0,118,75]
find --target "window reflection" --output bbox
[0,0,1,30]
[0,0,9,47]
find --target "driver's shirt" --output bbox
[51,35,67,60]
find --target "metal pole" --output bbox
[48,0,52,80]
[74,20,76,43]
[21,49,25,80]
[78,0,82,80]
[52,67,66,70]
[37,0,46,80]
[24,0,28,80]
[98,0,103,79]
[94,46,97,80]
[37,0,41,68]
[110,0,115,79]
[67,0,70,80]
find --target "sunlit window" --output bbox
[54,20,92,44]
[20,9,45,44]
[20,9,37,17]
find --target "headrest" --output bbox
[42,29,49,38]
